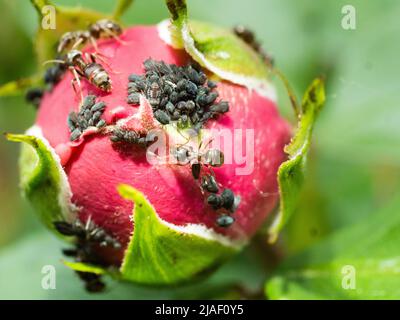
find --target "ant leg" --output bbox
[71,37,86,50]
[89,37,100,53]
[87,52,97,63]
[175,130,191,148]
[89,36,110,59]
[104,29,129,45]
[200,138,214,152]
[70,67,84,103]
[89,52,122,75]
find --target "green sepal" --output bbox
[165,0,271,91]
[6,127,75,233]
[268,78,326,242]
[118,184,239,285]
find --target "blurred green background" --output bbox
[0,0,399,299]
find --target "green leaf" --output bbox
[165,0,271,94]
[266,194,400,299]
[6,126,75,233]
[118,184,239,285]
[268,78,326,242]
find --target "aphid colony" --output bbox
[26,19,122,107]
[54,218,121,293]
[67,95,107,141]
[126,59,229,129]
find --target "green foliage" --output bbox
[266,195,400,299]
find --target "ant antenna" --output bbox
[103,28,129,45]
[42,59,66,66]
[175,129,192,148]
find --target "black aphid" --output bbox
[25,55,68,110]
[191,163,201,180]
[25,88,44,109]
[127,93,140,105]
[77,271,105,293]
[54,220,121,249]
[67,95,107,141]
[207,188,238,212]
[44,56,68,90]
[216,214,235,228]
[109,127,157,147]
[220,188,235,211]
[127,59,230,129]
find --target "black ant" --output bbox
[54,218,121,293]
[46,49,112,101]
[88,19,123,42]
[57,19,123,54]
[171,139,224,179]
[57,30,91,54]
